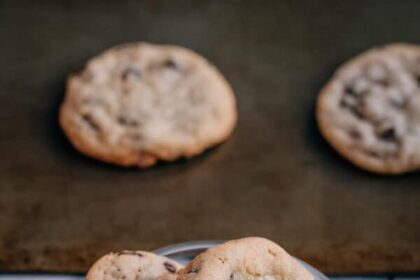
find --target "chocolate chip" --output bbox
[122,67,141,80]
[339,97,355,109]
[364,150,381,158]
[378,79,390,87]
[163,59,178,69]
[344,84,356,95]
[82,114,100,131]
[349,106,365,120]
[163,262,177,273]
[378,127,396,142]
[417,76,420,86]
[117,116,139,127]
[230,274,234,280]
[117,250,143,257]
[348,129,361,140]
[340,95,358,112]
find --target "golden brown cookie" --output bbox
[86,250,183,280]
[60,43,237,167]
[177,237,314,280]
[317,43,420,174]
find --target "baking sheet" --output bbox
[0,0,419,274]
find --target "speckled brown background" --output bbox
[0,0,419,274]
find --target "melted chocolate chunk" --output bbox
[344,84,356,95]
[378,127,397,142]
[82,114,100,131]
[122,67,141,80]
[378,79,390,87]
[349,106,365,120]
[417,76,420,86]
[230,274,234,280]
[163,59,178,69]
[364,150,381,158]
[340,97,355,109]
[163,262,177,273]
[348,129,361,140]
[117,116,139,127]
[117,250,143,257]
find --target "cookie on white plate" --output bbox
[60,42,237,167]
[317,43,420,174]
[177,237,314,280]
[86,250,183,280]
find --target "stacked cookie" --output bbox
[86,237,314,280]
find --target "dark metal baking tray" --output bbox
[0,0,419,274]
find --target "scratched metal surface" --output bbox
[0,0,419,274]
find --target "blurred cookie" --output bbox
[317,43,420,174]
[86,250,183,280]
[60,43,237,167]
[177,237,314,280]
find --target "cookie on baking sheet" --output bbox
[317,43,420,174]
[60,43,237,167]
[86,250,183,280]
[177,237,314,280]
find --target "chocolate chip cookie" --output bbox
[317,43,420,174]
[86,250,183,280]
[60,43,237,167]
[177,237,314,280]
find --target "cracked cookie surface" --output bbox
[317,43,420,174]
[60,43,237,167]
[177,237,314,280]
[86,250,183,280]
